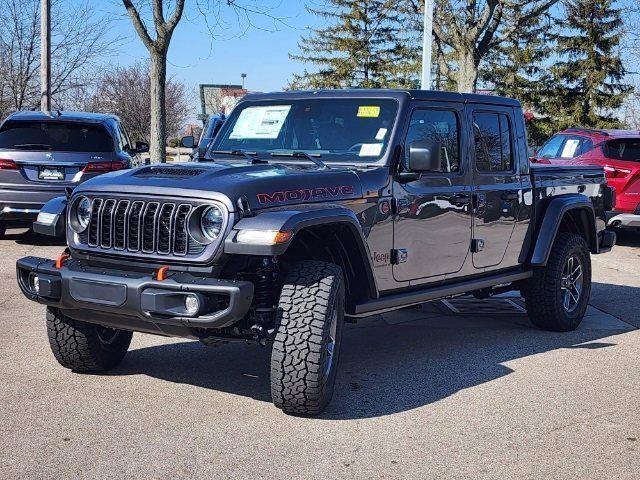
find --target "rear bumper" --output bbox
[16,256,254,333]
[0,186,68,221]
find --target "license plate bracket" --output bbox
[38,166,65,180]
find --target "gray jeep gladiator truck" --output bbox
[16,90,616,415]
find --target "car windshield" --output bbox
[211,98,398,163]
[0,120,114,152]
[604,138,640,161]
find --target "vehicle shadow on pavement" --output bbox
[614,230,640,247]
[112,300,635,420]
[5,229,66,247]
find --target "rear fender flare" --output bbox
[530,194,597,266]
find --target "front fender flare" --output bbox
[530,194,597,266]
[32,196,67,238]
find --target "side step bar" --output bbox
[348,270,532,318]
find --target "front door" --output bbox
[469,107,521,269]
[392,103,473,283]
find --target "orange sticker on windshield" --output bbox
[357,106,380,118]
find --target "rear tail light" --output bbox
[0,159,18,170]
[83,160,127,173]
[603,165,631,179]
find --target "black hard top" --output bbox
[243,89,521,107]
[6,110,119,124]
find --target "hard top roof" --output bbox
[242,89,521,107]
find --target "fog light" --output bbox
[185,294,200,315]
[31,275,40,294]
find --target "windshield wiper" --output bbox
[13,143,53,150]
[269,151,329,169]
[210,149,266,163]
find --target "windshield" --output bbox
[604,138,640,161]
[0,121,114,152]
[211,98,398,163]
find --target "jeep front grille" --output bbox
[82,197,203,257]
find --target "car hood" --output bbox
[74,161,365,212]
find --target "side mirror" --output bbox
[135,141,149,154]
[407,140,442,172]
[180,135,195,149]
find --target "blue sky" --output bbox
[104,1,319,93]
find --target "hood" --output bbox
[74,161,364,212]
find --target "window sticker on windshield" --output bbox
[229,105,291,140]
[357,106,381,118]
[375,128,388,140]
[359,143,383,157]
[561,139,580,158]
[434,122,451,134]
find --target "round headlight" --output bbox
[201,205,224,241]
[73,196,91,233]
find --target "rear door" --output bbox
[469,106,522,269]
[0,120,117,188]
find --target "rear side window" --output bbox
[404,109,460,173]
[473,112,513,172]
[0,121,114,152]
[603,139,640,161]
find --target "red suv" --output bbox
[535,128,640,229]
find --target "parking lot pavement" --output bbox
[1,228,638,480]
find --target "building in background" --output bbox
[199,84,248,122]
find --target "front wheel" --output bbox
[270,261,345,416]
[46,308,133,372]
[522,233,592,331]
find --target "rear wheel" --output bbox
[270,260,345,416]
[46,308,132,372]
[522,233,591,331]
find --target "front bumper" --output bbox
[16,256,254,334]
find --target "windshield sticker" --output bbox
[357,106,381,118]
[375,128,388,141]
[229,105,291,140]
[359,143,383,157]
[561,139,580,158]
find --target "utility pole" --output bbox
[40,0,51,111]
[421,0,434,90]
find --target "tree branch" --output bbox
[122,0,153,50]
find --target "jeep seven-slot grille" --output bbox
[85,198,199,257]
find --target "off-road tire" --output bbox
[46,308,133,372]
[522,233,591,332]
[270,260,345,416]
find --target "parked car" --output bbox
[17,90,615,415]
[534,128,640,229]
[188,114,226,160]
[0,111,149,237]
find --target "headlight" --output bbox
[200,205,224,241]
[71,196,91,233]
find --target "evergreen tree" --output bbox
[549,0,632,129]
[289,0,416,89]
[482,10,555,144]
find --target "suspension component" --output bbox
[251,257,279,334]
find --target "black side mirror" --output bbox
[180,135,195,149]
[407,140,442,172]
[135,141,149,154]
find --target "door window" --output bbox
[405,109,460,173]
[473,112,513,172]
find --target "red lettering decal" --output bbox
[257,192,285,204]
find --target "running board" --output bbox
[348,270,532,318]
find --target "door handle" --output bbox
[449,194,471,206]
[501,191,519,201]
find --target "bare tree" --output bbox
[0,0,113,119]
[122,0,186,163]
[89,62,191,142]
[405,0,558,93]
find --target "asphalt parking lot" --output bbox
[1,229,638,479]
